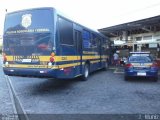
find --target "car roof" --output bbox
[130,52,150,54]
[131,54,150,57]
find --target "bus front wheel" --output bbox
[81,64,89,81]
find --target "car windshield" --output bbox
[129,56,152,63]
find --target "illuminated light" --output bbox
[40,71,44,73]
[51,52,55,57]
[48,62,52,66]
[10,70,14,72]
[5,62,9,66]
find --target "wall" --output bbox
[110,31,160,45]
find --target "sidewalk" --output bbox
[0,56,15,114]
[109,64,124,69]
[109,65,125,74]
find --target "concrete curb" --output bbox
[5,75,29,120]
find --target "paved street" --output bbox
[1,57,160,120]
[6,67,160,115]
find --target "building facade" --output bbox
[99,15,160,59]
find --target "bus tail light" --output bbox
[3,53,7,62]
[48,57,55,66]
[50,52,55,63]
[48,52,55,66]
[50,57,55,62]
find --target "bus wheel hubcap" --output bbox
[85,66,89,78]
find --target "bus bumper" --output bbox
[3,68,57,78]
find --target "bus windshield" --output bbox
[3,8,54,56]
[3,33,52,56]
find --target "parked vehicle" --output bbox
[124,52,158,81]
[3,7,109,80]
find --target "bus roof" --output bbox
[5,7,107,39]
[6,7,54,16]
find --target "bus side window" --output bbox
[58,17,73,46]
[82,30,91,48]
[91,33,98,49]
[74,30,82,54]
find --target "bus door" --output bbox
[100,38,107,67]
[74,29,82,75]
[99,38,105,67]
[93,35,101,69]
[97,37,102,68]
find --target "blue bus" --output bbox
[3,7,109,80]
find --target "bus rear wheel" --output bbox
[81,64,89,81]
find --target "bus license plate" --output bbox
[137,72,146,76]
[22,59,32,63]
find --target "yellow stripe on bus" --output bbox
[39,56,81,62]
[4,62,85,69]
[5,56,80,62]
[6,64,58,69]
[6,55,103,62]
[5,55,107,69]
[4,60,102,69]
